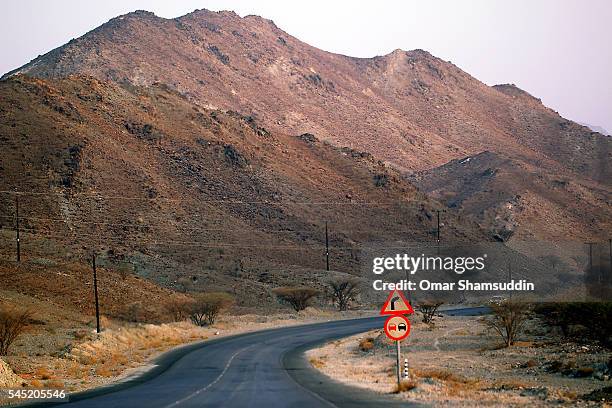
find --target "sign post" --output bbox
[396,339,401,385]
[380,290,414,387]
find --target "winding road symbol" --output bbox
[380,290,414,316]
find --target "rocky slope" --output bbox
[411,151,610,242]
[0,75,487,304]
[3,9,609,243]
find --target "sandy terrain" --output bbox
[307,314,611,407]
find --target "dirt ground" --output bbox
[307,314,612,407]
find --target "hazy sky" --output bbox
[2,0,611,133]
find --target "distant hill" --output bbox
[578,122,610,136]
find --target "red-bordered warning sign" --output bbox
[380,289,414,316]
[384,315,411,341]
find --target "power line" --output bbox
[0,215,284,232]
[0,190,425,207]
[0,229,449,250]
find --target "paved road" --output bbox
[34,307,488,408]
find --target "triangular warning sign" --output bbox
[380,289,414,315]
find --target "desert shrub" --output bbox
[120,302,147,323]
[484,300,530,347]
[0,306,31,355]
[116,262,133,280]
[164,295,194,322]
[417,300,444,324]
[575,367,594,377]
[373,173,389,187]
[190,292,234,326]
[534,302,612,344]
[273,287,320,312]
[328,278,361,311]
[358,337,375,352]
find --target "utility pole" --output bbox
[508,262,512,299]
[15,195,20,262]
[586,242,597,284]
[92,253,101,333]
[325,221,330,271]
[436,210,441,246]
[609,239,611,286]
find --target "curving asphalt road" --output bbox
[28,307,488,408]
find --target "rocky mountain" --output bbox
[0,75,488,306]
[3,9,609,244]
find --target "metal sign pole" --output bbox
[396,340,401,386]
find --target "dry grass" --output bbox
[414,368,481,396]
[492,379,530,390]
[414,368,468,383]
[558,389,578,400]
[95,365,113,377]
[309,357,326,369]
[46,379,65,388]
[393,379,417,393]
[34,366,53,380]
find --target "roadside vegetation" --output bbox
[0,306,31,355]
[416,300,444,324]
[189,292,234,326]
[485,300,530,347]
[327,278,362,311]
[308,300,612,406]
[272,287,320,312]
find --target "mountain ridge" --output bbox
[1,8,610,253]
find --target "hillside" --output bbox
[3,9,609,243]
[410,151,611,242]
[0,75,489,306]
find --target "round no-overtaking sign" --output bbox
[383,315,411,341]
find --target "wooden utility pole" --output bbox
[609,239,611,285]
[508,262,513,299]
[325,221,330,271]
[586,242,597,284]
[15,195,20,262]
[92,253,101,333]
[436,210,441,246]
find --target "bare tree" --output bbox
[328,278,361,311]
[273,287,320,312]
[190,293,234,326]
[164,295,194,322]
[485,300,530,347]
[417,300,444,324]
[0,307,31,355]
